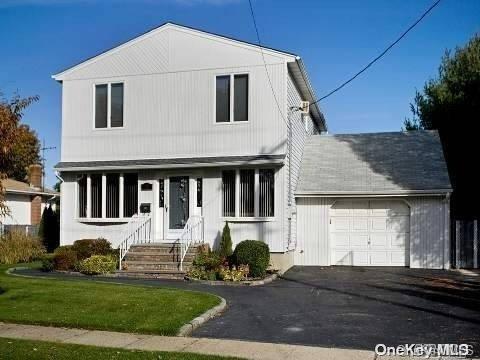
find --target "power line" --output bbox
[247,0,290,129]
[311,0,442,106]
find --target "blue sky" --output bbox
[0,0,479,187]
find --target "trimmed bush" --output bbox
[71,238,113,260]
[233,240,270,278]
[78,255,117,275]
[53,246,78,271]
[218,222,233,257]
[40,254,54,272]
[0,231,45,264]
[192,251,223,271]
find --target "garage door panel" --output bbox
[370,233,388,248]
[388,216,409,232]
[371,217,387,231]
[330,200,410,267]
[352,217,368,231]
[391,233,407,249]
[331,218,350,231]
[369,251,388,265]
[331,233,350,248]
[351,234,368,248]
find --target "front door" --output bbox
[169,176,189,230]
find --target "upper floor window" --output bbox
[215,74,248,123]
[95,83,124,128]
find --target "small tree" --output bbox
[38,205,60,252]
[218,222,233,258]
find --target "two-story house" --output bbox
[53,22,325,273]
[54,22,452,274]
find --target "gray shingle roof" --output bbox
[296,130,451,195]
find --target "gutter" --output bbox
[294,57,327,132]
[5,189,59,197]
[295,189,453,198]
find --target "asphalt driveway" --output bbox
[15,266,480,351]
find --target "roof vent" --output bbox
[299,101,309,115]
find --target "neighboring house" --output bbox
[52,22,325,271]
[1,164,59,233]
[52,22,451,272]
[295,131,451,269]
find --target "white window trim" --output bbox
[93,82,125,130]
[213,73,250,125]
[75,172,134,221]
[221,168,275,220]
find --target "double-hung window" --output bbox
[222,169,275,218]
[94,82,124,128]
[215,74,248,123]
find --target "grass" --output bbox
[0,263,220,335]
[0,337,242,360]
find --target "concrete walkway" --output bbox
[0,322,374,360]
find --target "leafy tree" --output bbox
[404,34,480,218]
[0,92,39,220]
[218,222,233,257]
[5,124,41,181]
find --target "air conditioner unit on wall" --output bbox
[299,101,309,115]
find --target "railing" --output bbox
[179,215,204,271]
[118,214,152,270]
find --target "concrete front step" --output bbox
[129,244,199,255]
[116,269,187,280]
[125,253,196,263]
[123,261,192,271]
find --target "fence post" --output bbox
[474,220,478,269]
[455,220,461,269]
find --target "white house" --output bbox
[53,22,451,273]
[1,164,59,232]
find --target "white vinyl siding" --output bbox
[286,73,317,250]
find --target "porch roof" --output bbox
[55,154,285,172]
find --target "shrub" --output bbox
[233,240,270,278]
[218,222,233,257]
[0,231,45,264]
[53,246,78,271]
[192,251,223,271]
[187,268,217,281]
[40,254,54,272]
[78,255,117,275]
[71,238,113,260]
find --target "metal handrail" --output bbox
[118,213,152,270]
[179,215,204,271]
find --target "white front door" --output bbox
[330,200,410,266]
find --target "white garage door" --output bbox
[330,200,410,266]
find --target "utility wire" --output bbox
[247,0,290,129]
[310,0,442,106]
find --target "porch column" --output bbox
[101,174,107,218]
[235,169,240,218]
[254,169,259,217]
[119,173,124,218]
[86,174,91,218]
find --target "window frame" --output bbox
[221,168,275,221]
[214,73,250,125]
[75,172,138,222]
[92,81,125,130]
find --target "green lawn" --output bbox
[0,337,241,360]
[0,264,220,335]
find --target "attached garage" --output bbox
[294,131,452,269]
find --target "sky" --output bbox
[0,0,479,187]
